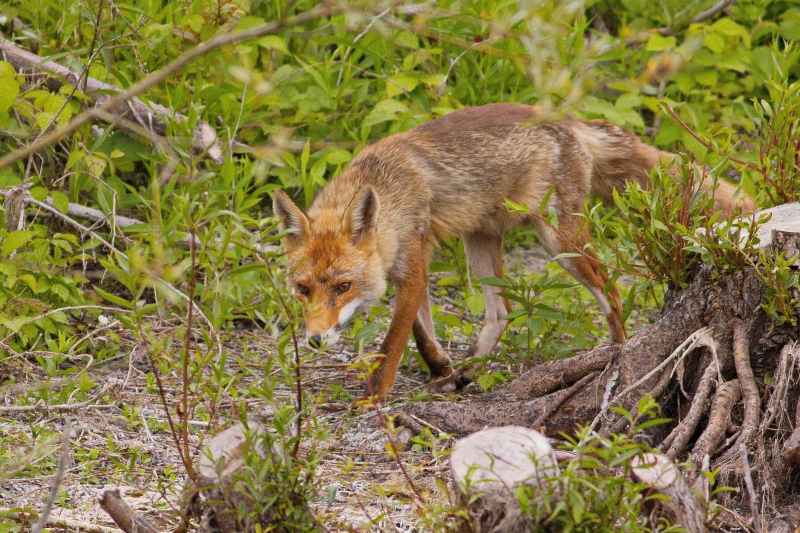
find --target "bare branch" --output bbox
[31,420,71,533]
[0,38,223,163]
[0,3,355,172]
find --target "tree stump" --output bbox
[182,422,317,533]
[403,203,800,532]
[630,452,707,533]
[450,426,558,533]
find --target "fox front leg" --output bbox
[368,238,449,401]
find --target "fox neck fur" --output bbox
[273,102,755,401]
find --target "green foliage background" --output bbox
[0,0,796,359]
[0,0,799,529]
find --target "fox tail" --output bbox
[573,119,755,214]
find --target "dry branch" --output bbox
[98,490,160,533]
[0,37,223,163]
[0,4,353,172]
[32,420,71,533]
[0,188,279,254]
[740,443,762,533]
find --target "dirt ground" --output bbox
[0,243,653,532]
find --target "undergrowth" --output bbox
[0,0,798,531]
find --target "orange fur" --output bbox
[273,103,755,401]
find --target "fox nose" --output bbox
[308,334,322,348]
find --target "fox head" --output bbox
[272,186,387,348]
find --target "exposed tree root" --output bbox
[531,371,598,429]
[660,360,718,458]
[732,320,761,446]
[397,220,800,532]
[691,379,741,463]
[503,346,614,399]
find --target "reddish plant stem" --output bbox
[261,250,304,458]
[664,104,779,206]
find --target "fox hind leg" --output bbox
[411,287,455,386]
[536,215,627,344]
[464,232,512,358]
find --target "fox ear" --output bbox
[273,190,310,247]
[343,185,379,243]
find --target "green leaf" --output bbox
[257,35,289,54]
[694,69,719,87]
[711,18,751,47]
[645,34,676,51]
[29,186,48,201]
[0,75,20,127]
[703,32,726,53]
[2,230,34,256]
[50,191,70,214]
[394,30,419,49]
[94,287,134,309]
[386,73,419,97]
[362,99,409,127]
[0,61,16,78]
[2,316,32,333]
[18,273,38,293]
[326,150,352,166]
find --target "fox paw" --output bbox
[426,368,472,394]
[352,394,383,412]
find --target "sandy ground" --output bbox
[0,244,633,532]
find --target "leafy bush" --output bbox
[0,0,799,529]
[520,398,685,533]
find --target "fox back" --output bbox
[273,103,754,399]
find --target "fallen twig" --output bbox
[1,509,124,533]
[740,442,763,533]
[32,419,71,533]
[0,385,112,413]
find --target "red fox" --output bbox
[273,103,754,401]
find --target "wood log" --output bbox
[754,203,800,249]
[630,453,707,533]
[450,426,558,533]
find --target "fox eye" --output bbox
[296,284,310,297]
[335,282,351,295]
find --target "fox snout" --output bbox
[308,334,322,348]
[303,297,363,348]
[305,325,341,349]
